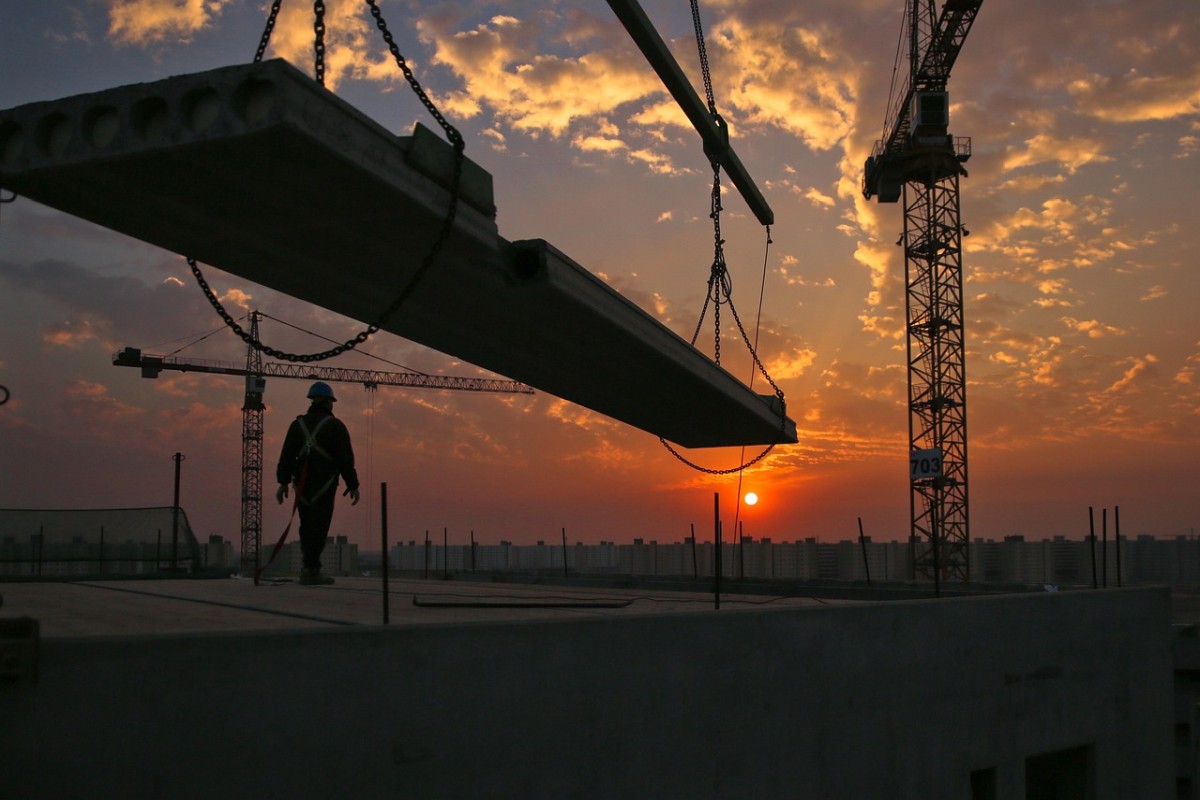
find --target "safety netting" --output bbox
[0,507,201,577]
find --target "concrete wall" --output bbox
[4,588,1172,799]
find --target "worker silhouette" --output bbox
[275,381,360,585]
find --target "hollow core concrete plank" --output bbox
[0,58,796,448]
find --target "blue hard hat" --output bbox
[307,381,336,401]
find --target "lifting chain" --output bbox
[659,2,787,475]
[192,0,464,363]
[313,1,327,86]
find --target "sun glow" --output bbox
[744,492,758,506]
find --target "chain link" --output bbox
[660,2,787,474]
[191,0,465,363]
[313,1,327,86]
[253,0,282,63]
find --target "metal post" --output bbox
[1115,505,1122,587]
[156,528,162,572]
[561,527,569,578]
[714,493,721,610]
[858,517,872,586]
[1089,506,1098,589]
[443,528,448,580]
[423,530,429,580]
[470,530,476,573]
[172,452,185,570]
[380,482,389,625]
[1102,507,1108,589]
[99,526,105,577]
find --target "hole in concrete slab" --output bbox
[233,78,276,126]
[0,122,23,167]
[131,96,170,142]
[182,87,221,133]
[83,106,120,149]
[35,113,71,158]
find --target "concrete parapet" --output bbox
[2,587,1172,798]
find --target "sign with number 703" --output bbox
[910,448,943,481]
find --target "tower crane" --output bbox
[114,312,533,576]
[862,0,983,585]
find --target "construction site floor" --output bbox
[0,576,847,638]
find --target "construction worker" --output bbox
[275,381,360,585]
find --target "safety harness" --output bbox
[253,414,338,585]
[294,415,337,504]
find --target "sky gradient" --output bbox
[1,0,1197,551]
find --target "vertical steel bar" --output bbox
[1115,506,1122,588]
[714,493,721,610]
[443,528,448,580]
[172,452,183,570]
[562,527,569,578]
[1102,507,1108,589]
[381,482,389,625]
[859,517,872,586]
[1089,507,1098,588]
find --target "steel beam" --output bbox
[0,59,795,448]
[606,0,774,226]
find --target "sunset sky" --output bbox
[1,0,1197,552]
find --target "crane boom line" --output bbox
[112,350,534,395]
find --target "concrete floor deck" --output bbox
[0,576,847,638]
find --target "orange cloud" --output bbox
[1002,134,1113,175]
[106,0,233,46]
[1070,69,1200,123]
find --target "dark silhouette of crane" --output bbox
[863,0,983,588]
[114,311,533,576]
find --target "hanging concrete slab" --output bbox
[0,59,796,448]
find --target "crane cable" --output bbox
[188,0,465,364]
[659,1,786,476]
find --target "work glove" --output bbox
[345,487,361,506]
[276,484,288,504]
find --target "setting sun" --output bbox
[744,492,758,506]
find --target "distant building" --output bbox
[384,533,1200,586]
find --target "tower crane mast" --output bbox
[114,313,533,576]
[863,0,983,586]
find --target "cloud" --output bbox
[1069,68,1200,123]
[1002,134,1113,175]
[800,186,836,208]
[105,0,234,45]
[418,11,663,138]
[1061,317,1126,339]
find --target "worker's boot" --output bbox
[299,568,335,586]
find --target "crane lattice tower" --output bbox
[863,0,983,582]
[241,312,266,577]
